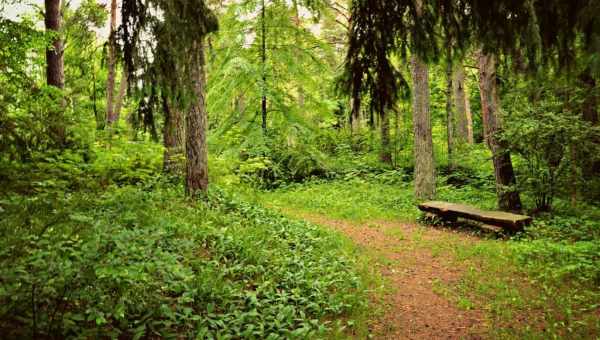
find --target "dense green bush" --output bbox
[0,184,366,338]
[0,135,163,195]
[231,133,331,188]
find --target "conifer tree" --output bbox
[121,0,218,197]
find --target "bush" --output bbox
[0,136,163,195]
[234,134,331,188]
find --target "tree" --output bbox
[478,52,522,212]
[340,1,404,167]
[186,40,210,195]
[113,69,128,123]
[162,94,184,174]
[44,0,65,147]
[350,94,361,134]
[380,107,391,164]
[411,55,435,199]
[445,56,455,171]
[579,67,599,178]
[291,0,305,109]
[452,64,473,144]
[121,0,218,196]
[106,0,118,125]
[411,0,435,200]
[260,0,267,133]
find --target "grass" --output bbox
[259,176,499,225]
[258,177,600,339]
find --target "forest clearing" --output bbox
[1,0,600,338]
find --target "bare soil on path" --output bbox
[279,209,488,340]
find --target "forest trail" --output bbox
[278,208,487,339]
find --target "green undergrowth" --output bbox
[0,136,164,195]
[259,178,600,338]
[259,177,498,223]
[0,182,369,339]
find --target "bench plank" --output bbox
[418,201,532,230]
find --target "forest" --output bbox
[1,0,599,338]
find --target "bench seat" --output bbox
[418,201,532,231]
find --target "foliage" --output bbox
[0,134,163,195]
[0,183,367,338]
[206,0,341,139]
[502,75,600,211]
[2,0,600,338]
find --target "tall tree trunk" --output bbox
[411,55,436,200]
[186,40,209,196]
[292,0,305,109]
[351,94,361,134]
[452,64,473,144]
[368,104,375,131]
[380,105,392,164]
[579,69,599,177]
[106,0,118,125]
[163,94,184,175]
[580,70,598,125]
[446,59,455,171]
[92,53,104,130]
[478,52,522,212]
[113,69,128,124]
[570,143,578,208]
[45,0,65,147]
[260,0,267,134]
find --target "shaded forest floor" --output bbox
[259,179,600,339]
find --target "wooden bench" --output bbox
[418,201,532,232]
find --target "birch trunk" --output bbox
[113,69,128,124]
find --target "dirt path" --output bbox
[280,209,487,339]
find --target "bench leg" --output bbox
[440,213,458,223]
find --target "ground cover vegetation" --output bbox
[1,0,599,338]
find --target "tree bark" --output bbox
[106,0,118,125]
[452,65,473,144]
[579,69,599,177]
[446,60,455,171]
[380,106,392,164]
[163,94,185,175]
[113,69,128,124]
[292,0,305,109]
[44,0,65,147]
[580,71,598,125]
[351,94,361,134]
[260,0,267,134]
[185,40,209,196]
[411,55,436,200]
[478,52,522,212]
